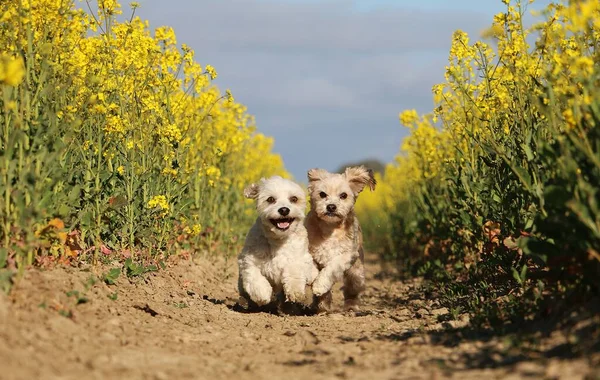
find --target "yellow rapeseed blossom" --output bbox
[399,109,419,127]
[148,195,169,216]
[0,54,25,86]
[205,64,217,80]
[562,109,577,130]
[370,0,600,241]
[225,89,234,103]
[0,0,289,255]
[205,165,221,179]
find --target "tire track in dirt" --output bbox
[0,254,596,380]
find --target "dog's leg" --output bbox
[343,254,365,311]
[240,266,273,306]
[312,251,358,297]
[282,267,308,303]
[308,260,319,285]
[238,274,259,310]
[312,291,332,313]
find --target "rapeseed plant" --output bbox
[0,0,286,272]
[357,0,600,325]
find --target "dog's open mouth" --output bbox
[270,218,294,231]
[324,212,341,218]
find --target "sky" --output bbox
[133,0,551,182]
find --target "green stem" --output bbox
[94,122,103,261]
[2,88,11,249]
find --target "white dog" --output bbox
[305,166,376,312]
[238,176,318,310]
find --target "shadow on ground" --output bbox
[372,266,600,374]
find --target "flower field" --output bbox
[1,0,598,330]
[356,0,600,326]
[0,0,287,276]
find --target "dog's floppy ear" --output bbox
[307,168,329,190]
[243,183,260,199]
[344,166,376,194]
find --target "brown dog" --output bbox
[305,166,376,312]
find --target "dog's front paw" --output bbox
[311,274,331,297]
[284,281,307,303]
[307,263,319,285]
[247,285,273,306]
[285,291,306,304]
[343,298,361,312]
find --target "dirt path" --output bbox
[0,254,597,380]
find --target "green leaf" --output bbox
[108,195,128,210]
[57,204,71,217]
[513,166,532,189]
[511,267,523,285]
[68,185,81,203]
[0,270,14,294]
[524,144,534,162]
[519,264,527,283]
[524,218,534,231]
[80,210,93,228]
[518,237,550,265]
[0,248,7,269]
[544,185,571,207]
[103,267,121,285]
[567,199,600,238]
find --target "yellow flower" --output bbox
[205,165,221,179]
[399,109,419,127]
[481,23,505,39]
[0,54,25,86]
[0,0,291,253]
[147,195,170,216]
[225,89,234,103]
[205,64,217,80]
[562,109,577,130]
[162,167,178,176]
[573,56,594,77]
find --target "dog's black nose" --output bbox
[326,204,337,212]
[278,207,290,216]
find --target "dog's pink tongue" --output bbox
[277,221,290,229]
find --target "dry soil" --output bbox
[0,253,598,380]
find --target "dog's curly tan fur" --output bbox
[305,165,376,312]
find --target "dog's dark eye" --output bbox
[289,196,298,203]
[340,192,348,200]
[319,191,327,199]
[266,196,276,204]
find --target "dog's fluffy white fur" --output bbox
[238,176,318,308]
[305,166,376,312]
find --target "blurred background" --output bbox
[135,0,551,181]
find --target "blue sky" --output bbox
[348,0,504,12]
[135,0,551,182]
[263,0,518,12]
